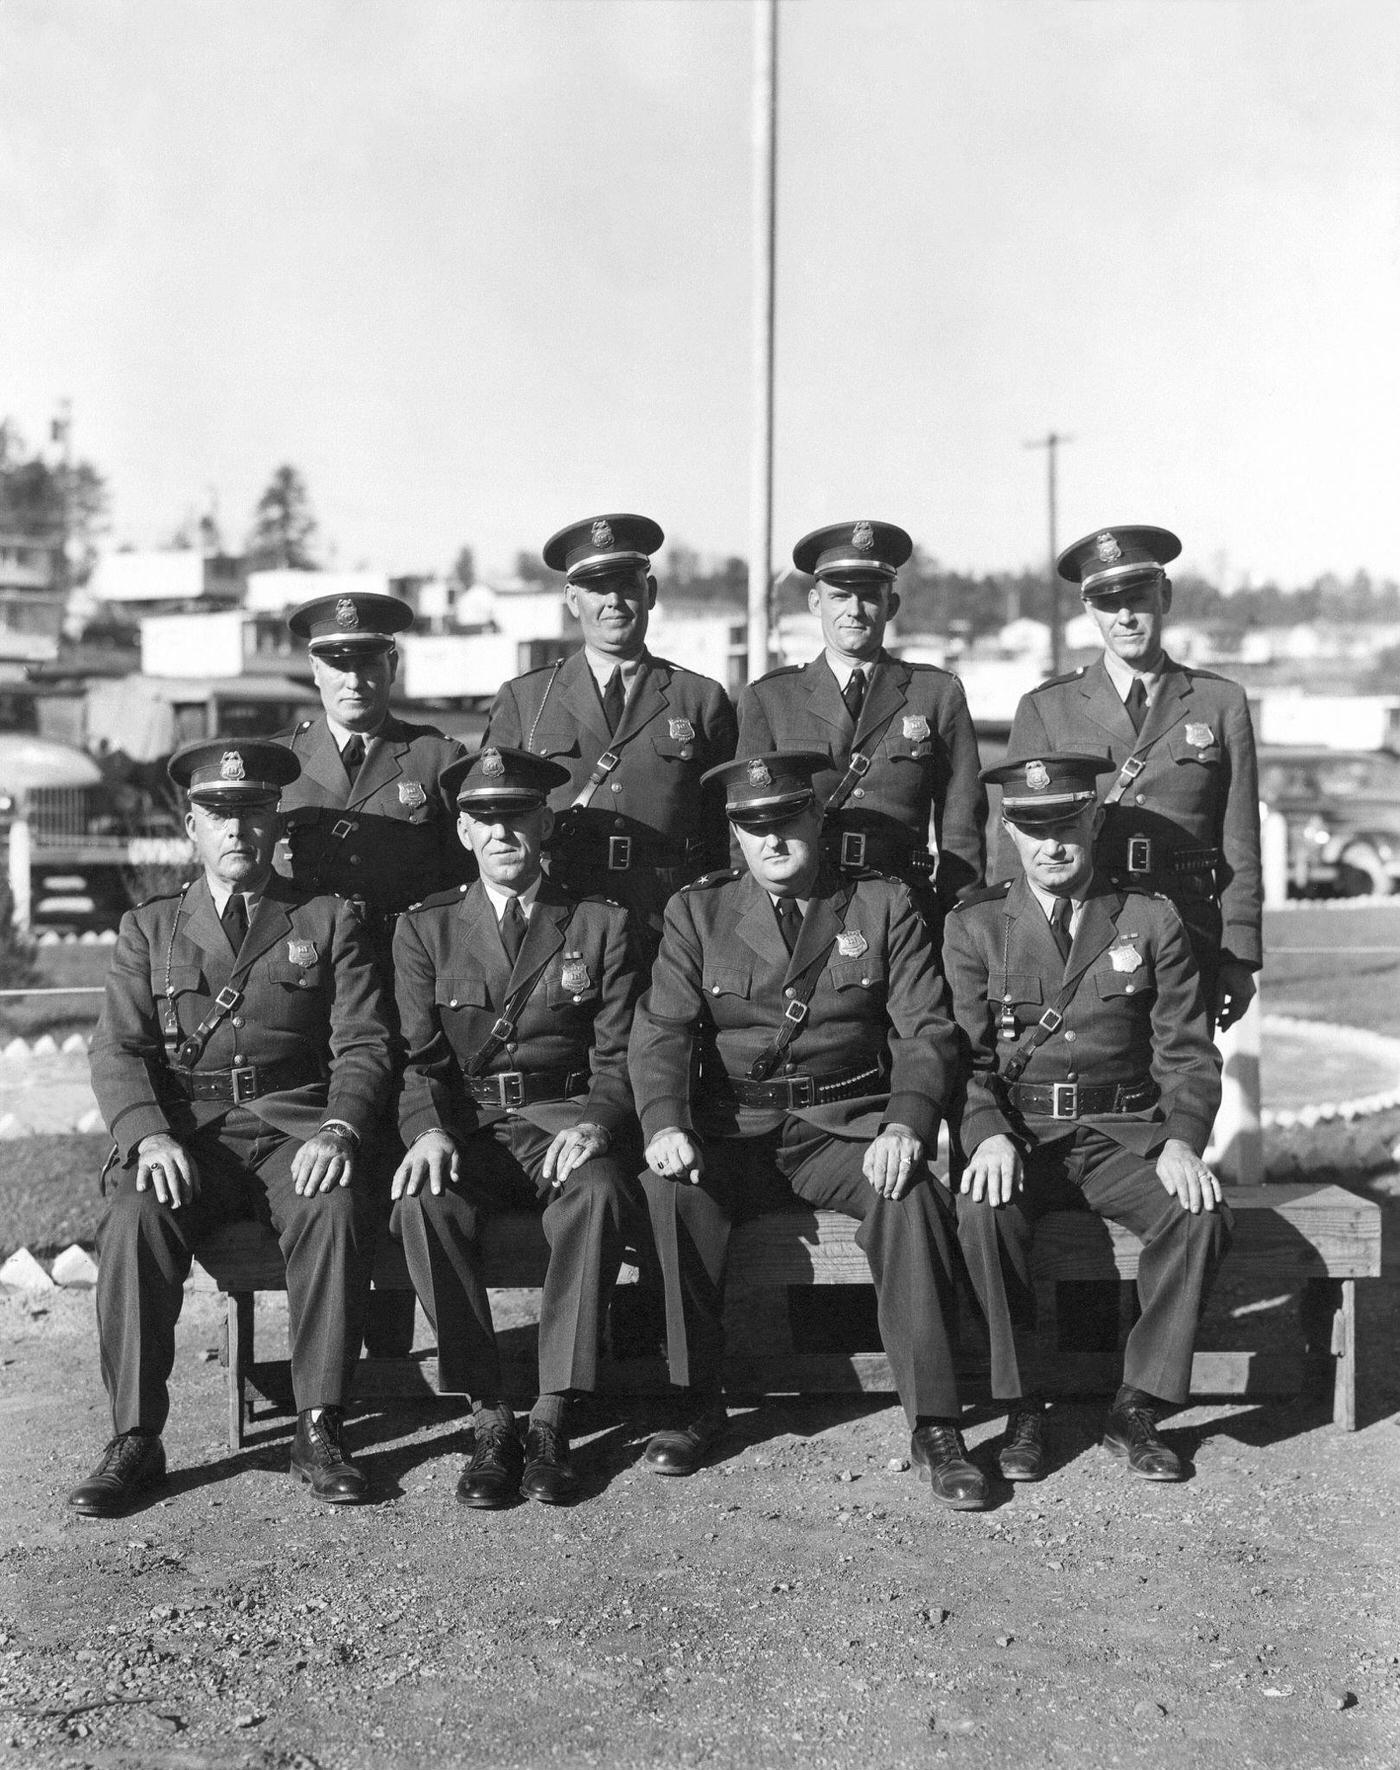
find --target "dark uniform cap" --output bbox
[443,745,571,813]
[702,750,830,831]
[792,520,913,583]
[541,513,665,583]
[169,738,301,808]
[1056,525,1182,599]
[287,591,415,653]
[982,752,1116,830]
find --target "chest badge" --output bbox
[288,939,318,968]
[399,779,427,809]
[669,718,695,743]
[561,957,592,993]
[837,929,868,959]
[1184,722,1215,748]
[902,714,930,742]
[1109,942,1142,973]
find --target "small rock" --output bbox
[995,1634,1013,1648]
[838,1470,856,1483]
[233,1711,264,1727]
[887,1457,909,1472]
[1334,1691,1357,1711]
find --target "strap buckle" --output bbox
[331,817,356,842]
[608,835,633,871]
[787,1075,816,1108]
[214,986,243,1013]
[1127,836,1153,875]
[1051,1082,1079,1119]
[1037,1007,1063,1034]
[838,831,867,869]
[229,1063,258,1105]
[596,750,621,776]
[1120,756,1145,781]
[492,1071,526,1109]
[848,751,872,778]
[783,999,809,1027]
[488,1015,515,1043]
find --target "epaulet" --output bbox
[755,663,803,683]
[404,884,470,913]
[683,867,742,890]
[1027,667,1086,693]
[555,881,623,909]
[514,658,567,682]
[273,718,316,740]
[951,881,1013,913]
[394,717,449,741]
[137,888,184,909]
[650,655,719,685]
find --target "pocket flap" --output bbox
[993,972,1043,1006]
[436,974,490,1009]
[702,969,751,1000]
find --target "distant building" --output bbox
[0,520,64,664]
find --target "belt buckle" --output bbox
[495,1071,526,1109]
[331,817,356,842]
[839,831,867,869]
[229,1064,258,1105]
[1126,836,1153,875]
[1051,1081,1079,1119]
[788,1075,815,1108]
[608,835,632,871]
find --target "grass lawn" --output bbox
[0,1134,111,1256]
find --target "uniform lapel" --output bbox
[1064,880,1123,981]
[559,651,614,749]
[179,877,229,969]
[461,882,512,1000]
[611,652,668,746]
[302,717,350,798]
[1007,876,1066,976]
[735,873,790,972]
[783,873,852,990]
[508,888,567,992]
[802,654,853,739]
[348,717,406,809]
[237,876,296,973]
[1078,658,1137,745]
[1135,659,1190,747]
[851,653,907,751]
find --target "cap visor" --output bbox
[458,792,546,814]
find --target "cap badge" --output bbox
[1184,723,1214,749]
[561,958,592,993]
[399,780,427,809]
[335,597,359,630]
[837,929,868,959]
[481,748,506,778]
[288,938,318,968]
[591,519,615,549]
[669,718,695,743]
[746,759,773,788]
[1109,942,1142,974]
[902,715,930,742]
[1025,760,1051,792]
[220,751,246,781]
[1095,532,1122,564]
[851,520,876,552]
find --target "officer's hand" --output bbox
[646,1128,704,1185]
[391,1131,459,1199]
[959,1134,1023,1208]
[1215,961,1257,1031]
[291,1128,356,1196]
[863,1124,923,1201]
[1155,1138,1222,1214]
[542,1122,610,1189]
[135,1133,199,1208]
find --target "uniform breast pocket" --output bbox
[153,963,205,1002]
[650,733,696,765]
[884,736,933,765]
[1096,966,1154,1003]
[1169,729,1222,769]
[267,959,326,994]
[992,972,1044,1011]
[436,976,489,1013]
[827,957,886,993]
[532,731,581,762]
[702,969,751,1004]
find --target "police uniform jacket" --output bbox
[485,649,737,876]
[943,876,1222,1161]
[1008,658,1262,971]
[91,874,392,1162]
[737,652,986,911]
[274,713,470,915]
[393,878,642,1145]
[630,867,959,1145]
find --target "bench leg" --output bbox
[1301,1277,1358,1432]
[227,1292,254,1451]
[1333,1278,1357,1432]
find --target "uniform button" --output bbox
[1135,795,1146,805]
[861,977,869,986]
[350,855,362,866]
[506,1044,518,1056]
[610,784,622,793]
[784,987,795,999]
[711,985,721,995]
[1125,984,1135,994]
[784,1062,795,1074]
[853,788,865,798]
[572,995,583,1004]
[614,817,625,827]
[1064,1031,1076,1042]
[231,1016,244,1028]
[449,998,458,1008]
[1003,993,1013,1003]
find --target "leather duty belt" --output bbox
[823,829,936,877]
[1108,839,1220,880]
[556,834,689,873]
[723,1063,885,1109]
[465,1067,590,1109]
[164,1053,322,1104]
[1006,1077,1158,1119]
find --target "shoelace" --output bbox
[1115,1403,1162,1439]
[1005,1411,1043,1446]
[97,1433,154,1478]
[918,1425,968,1459]
[471,1428,519,1469]
[526,1424,565,1459]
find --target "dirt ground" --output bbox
[2,1179,1398,1770]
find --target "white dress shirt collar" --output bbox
[207,878,265,919]
[1101,648,1164,703]
[582,648,645,693]
[823,651,879,692]
[482,875,542,923]
[1027,877,1087,935]
[326,713,386,750]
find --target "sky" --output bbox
[2,0,1397,589]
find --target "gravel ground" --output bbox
[2,1186,1398,1770]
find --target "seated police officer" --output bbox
[389,747,644,1507]
[945,753,1230,1485]
[630,753,984,1508]
[72,740,392,1516]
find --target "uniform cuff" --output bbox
[884,1092,935,1145]
[1163,1110,1213,1157]
[640,1098,694,1143]
[111,1103,171,1162]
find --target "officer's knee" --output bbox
[98,1181,178,1250]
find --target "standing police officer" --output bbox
[72,740,392,1516]
[737,521,986,925]
[485,514,737,956]
[1008,526,1261,1030]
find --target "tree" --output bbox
[449,545,475,591]
[514,549,552,586]
[246,465,318,570]
[0,418,109,587]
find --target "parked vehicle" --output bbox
[1258,746,1400,896]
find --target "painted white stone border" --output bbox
[1261,1014,1400,1129]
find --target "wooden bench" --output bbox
[190,1183,1382,1448]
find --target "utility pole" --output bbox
[1025,430,1072,676]
[747,0,778,684]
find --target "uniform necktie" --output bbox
[842,668,867,728]
[601,668,626,736]
[1050,896,1073,963]
[1125,677,1149,736]
[221,893,248,953]
[776,897,803,956]
[500,895,527,967]
[341,733,366,783]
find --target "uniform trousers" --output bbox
[96,1106,374,1433]
[641,1118,963,1424]
[390,1118,634,1399]
[957,1126,1232,1405]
